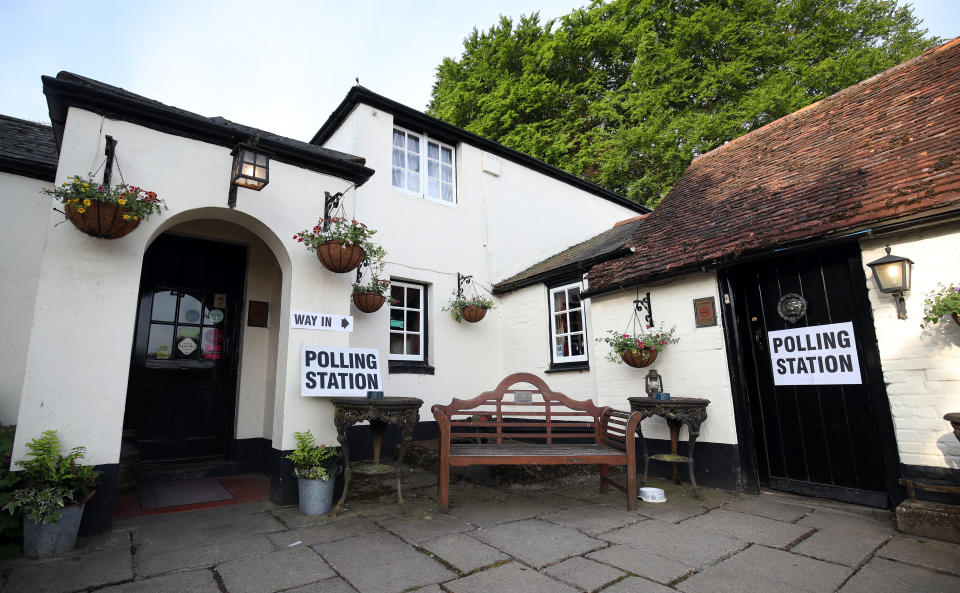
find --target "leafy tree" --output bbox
[429,0,936,207]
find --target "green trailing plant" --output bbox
[350,245,397,302]
[443,293,496,323]
[0,425,21,558]
[597,326,679,364]
[286,431,341,481]
[922,282,960,325]
[2,430,98,525]
[42,175,166,221]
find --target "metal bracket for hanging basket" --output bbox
[457,273,473,298]
[323,191,344,231]
[634,292,654,327]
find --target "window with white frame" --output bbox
[389,281,425,361]
[392,128,455,204]
[549,283,588,364]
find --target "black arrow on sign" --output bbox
[341,318,350,329]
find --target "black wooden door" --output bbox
[726,244,899,507]
[126,234,246,461]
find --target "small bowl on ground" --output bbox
[639,487,666,503]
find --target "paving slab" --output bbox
[721,495,813,522]
[540,505,646,536]
[603,519,745,568]
[3,547,133,593]
[682,508,813,548]
[839,556,960,593]
[634,500,712,524]
[284,577,360,593]
[875,534,960,575]
[471,518,604,568]
[678,545,852,593]
[601,576,679,593]
[130,507,285,550]
[420,532,509,573]
[447,492,568,528]
[587,544,692,584]
[542,556,626,591]
[791,529,889,567]
[75,529,133,553]
[267,517,381,548]
[96,568,221,593]
[444,561,579,593]
[798,508,896,537]
[378,513,475,543]
[217,546,336,593]
[314,531,455,593]
[137,532,275,576]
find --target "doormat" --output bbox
[138,478,235,510]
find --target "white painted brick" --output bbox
[924,368,960,382]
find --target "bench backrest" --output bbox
[432,372,611,445]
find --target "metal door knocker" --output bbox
[777,293,807,323]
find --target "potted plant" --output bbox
[598,326,679,368]
[42,175,166,239]
[294,217,378,273]
[443,293,496,323]
[351,246,396,313]
[286,431,341,515]
[922,282,960,327]
[3,430,98,558]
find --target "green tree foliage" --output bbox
[428,0,936,207]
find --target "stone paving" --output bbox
[2,466,959,593]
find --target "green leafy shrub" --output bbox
[286,431,341,481]
[0,425,21,558]
[922,282,960,325]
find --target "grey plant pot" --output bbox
[23,502,85,558]
[297,476,335,516]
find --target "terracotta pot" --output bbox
[460,306,487,323]
[621,349,658,368]
[953,313,960,327]
[315,241,365,273]
[353,292,386,313]
[65,201,140,239]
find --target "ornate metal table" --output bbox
[628,397,710,498]
[331,397,422,515]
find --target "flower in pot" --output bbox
[351,246,397,313]
[286,431,341,516]
[922,282,960,327]
[294,217,378,273]
[443,293,496,323]
[42,175,166,239]
[2,430,98,558]
[598,326,679,368]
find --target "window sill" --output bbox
[388,360,435,375]
[545,362,590,373]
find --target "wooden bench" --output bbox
[432,372,643,512]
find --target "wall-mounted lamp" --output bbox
[228,144,270,208]
[866,245,913,320]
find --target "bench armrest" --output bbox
[600,409,643,450]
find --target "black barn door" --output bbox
[726,244,899,507]
[126,234,246,462]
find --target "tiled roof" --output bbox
[587,38,960,294]
[0,114,58,181]
[494,216,646,293]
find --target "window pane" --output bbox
[407,310,420,332]
[442,184,453,202]
[392,167,404,188]
[441,164,452,182]
[202,328,223,361]
[407,135,419,152]
[406,173,419,192]
[553,291,567,312]
[151,290,177,322]
[393,130,404,147]
[406,335,420,356]
[255,153,267,166]
[390,308,404,326]
[390,333,404,354]
[175,326,201,359]
[427,179,440,198]
[568,287,581,307]
[427,160,439,177]
[554,312,568,334]
[428,142,439,159]
[570,311,583,333]
[178,292,205,324]
[441,147,453,164]
[392,148,404,167]
[147,324,174,360]
[406,152,420,172]
[407,286,421,305]
[391,285,405,307]
[570,334,584,356]
[555,336,568,358]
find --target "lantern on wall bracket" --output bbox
[866,245,913,320]
[227,142,271,208]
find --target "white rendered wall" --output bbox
[0,172,51,425]
[13,107,358,465]
[861,224,960,469]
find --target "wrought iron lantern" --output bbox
[645,369,663,397]
[231,145,270,190]
[866,245,913,319]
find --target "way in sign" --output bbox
[290,310,353,332]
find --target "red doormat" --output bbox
[139,478,234,510]
[114,474,270,519]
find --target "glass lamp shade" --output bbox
[866,247,913,294]
[231,147,269,190]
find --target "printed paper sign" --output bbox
[767,321,862,386]
[291,310,353,333]
[301,346,381,396]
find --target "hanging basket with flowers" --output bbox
[921,282,960,327]
[42,175,166,239]
[351,246,396,313]
[598,327,678,368]
[443,293,496,323]
[294,217,378,273]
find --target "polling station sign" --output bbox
[767,322,862,386]
[301,346,381,396]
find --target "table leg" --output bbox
[667,418,682,485]
[687,420,702,499]
[332,430,351,517]
[638,419,650,486]
[370,420,387,493]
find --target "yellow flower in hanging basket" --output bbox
[76,207,86,213]
[117,198,127,205]
[83,198,91,206]
[123,214,131,220]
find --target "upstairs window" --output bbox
[392,128,455,204]
[549,283,588,364]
